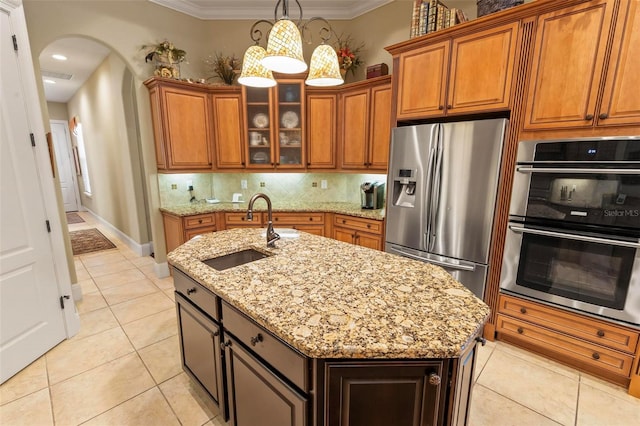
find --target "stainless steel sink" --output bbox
[202,249,270,271]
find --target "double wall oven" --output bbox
[500,138,640,326]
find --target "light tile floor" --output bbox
[1,211,639,425]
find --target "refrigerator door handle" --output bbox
[425,125,439,249]
[389,247,476,271]
[428,131,444,252]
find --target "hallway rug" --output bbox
[66,212,85,224]
[70,228,116,255]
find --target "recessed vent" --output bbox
[41,69,73,80]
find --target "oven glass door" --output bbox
[514,225,636,309]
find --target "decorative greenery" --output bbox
[142,40,187,64]
[205,52,241,85]
[334,33,364,76]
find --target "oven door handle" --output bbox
[389,247,476,271]
[516,166,639,175]
[508,225,640,248]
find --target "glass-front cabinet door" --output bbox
[243,78,305,169]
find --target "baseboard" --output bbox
[82,207,154,256]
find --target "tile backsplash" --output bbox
[158,173,387,206]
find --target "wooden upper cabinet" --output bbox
[340,77,392,171]
[523,0,616,130]
[369,83,392,169]
[598,0,640,127]
[395,22,517,120]
[340,88,369,169]
[396,41,449,119]
[306,91,337,169]
[145,79,213,171]
[449,22,518,114]
[211,89,245,169]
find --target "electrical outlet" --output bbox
[312,182,318,188]
[171,184,178,190]
[241,179,248,189]
[260,182,266,187]
[321,180,328,189]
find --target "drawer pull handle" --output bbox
[597,330,605,337]
[517,327,524,334]
[592,352,600,360]
[520,307,527,314]
[250,333,264,346]
[187,287,197,295]
[198,219,203,224]
[428,373,441,386]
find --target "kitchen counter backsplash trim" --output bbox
[160,201,385,220]
[168,228,490,360]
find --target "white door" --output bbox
[50,120,80,212]
[1,3,72,383]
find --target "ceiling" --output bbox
[39,0,393,103]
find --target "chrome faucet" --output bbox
[246,193,280,248]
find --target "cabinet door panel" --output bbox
[598,0,640,126]
[212,92,245,168]
[340,89,369,169]
[225,337,307,426]
[333,228,355,245]
[449,22,517,113]
[356,233,382,251]
[369,84,392,170]
[163,88,212,169]
[148,86,167,169]
[306,94,337,168]
[396,41,449,119]
[524,0,615,129]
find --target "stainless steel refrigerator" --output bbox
[385,119,508,299]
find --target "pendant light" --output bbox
[239,0,343,87]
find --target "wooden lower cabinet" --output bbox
[162,212,217,253]
[223,212,263,229]
[497,294,640,390]
[272,212,325,236]
[333,214,384,250]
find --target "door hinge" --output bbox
[12,35,18,51]
[30,133,35,147]
[45,220,51,232]
[59,295,70,309]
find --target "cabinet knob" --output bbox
[597,330,605,337]
[241,217,245,221]
[367,224,371,229]
[198,219,203,224]
[276,162,280,166]
[592,352,600,360]
[599,113,609,120]
[274,217,278,221]
[585,114,594,120]
[342,219,346,224]
[307,162,311,166]
[438,105,444,110]
[517,327,524,334]
[250,333,264,346]
[209,162,212,166]
[428,373,441,386]
[520,307,527,314]
[187,287,197,295]
[224,340,232,347]
[447,104,452,109]
[213,330,220,337]
[309,217,313,221]
[241,162,245,166]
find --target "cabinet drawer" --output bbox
[224,212,262,227]
[499,295,638,354]
[497,314,634,377]
[173,268,220,321]
[185,226,216,241]
[272,212,324,225]
[222,301,308,391]
[333,214,383,235]
[184,213,216,229]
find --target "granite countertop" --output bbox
[160,201,385,221]
[168,228,490,360]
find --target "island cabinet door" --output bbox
[325,361,447,426]
[175,293,226,419]
[224,336,307,426]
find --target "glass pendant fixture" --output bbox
[238,45,277,88]
[239,0,344,87]
[305,44,343,86]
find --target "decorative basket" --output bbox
[477,0,524,17]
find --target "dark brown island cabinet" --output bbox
[174,269,481,426]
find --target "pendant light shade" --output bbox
[263,19,307,74]
[305,44,344,87]
[238,45,277,87]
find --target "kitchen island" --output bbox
[168,228,490,426]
